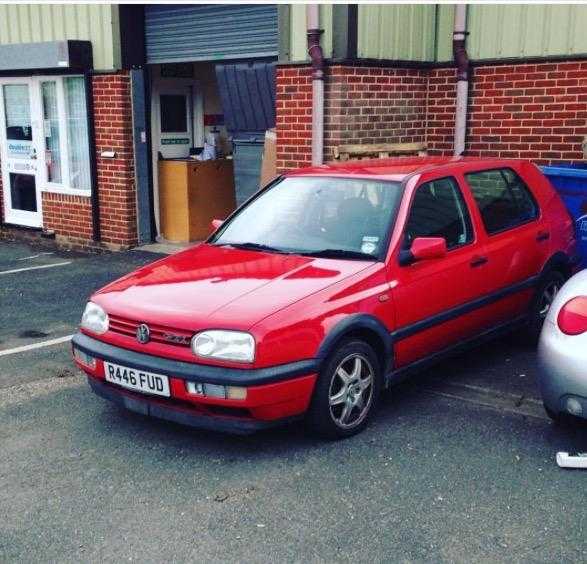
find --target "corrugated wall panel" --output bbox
[468,4,587,60]
[435,5,454,62]
[289,4,333,62]
[145,5,278,64]
[0,4,118,70]
[358,5,436,61]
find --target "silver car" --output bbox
[538,269,587,422]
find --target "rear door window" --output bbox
[404,177,474,250]
[465,168,539,235]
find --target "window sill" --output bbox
[41,186,91,198]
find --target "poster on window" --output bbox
[7,140,32,159]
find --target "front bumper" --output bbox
[87,378,296,434]
[537,321,587,419]
[72,333,318,433]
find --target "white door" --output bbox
[0,78,43,227]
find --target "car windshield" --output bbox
[211,176,403,259]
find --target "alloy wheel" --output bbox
[328,353,374,429]
[539,281,560,318]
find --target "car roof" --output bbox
[284,156,525,182]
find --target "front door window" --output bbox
[9,172,37,212]
[4,84,33,153]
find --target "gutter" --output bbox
[452,4,470,157]
[306,5,325,166]
[84,71,101,242]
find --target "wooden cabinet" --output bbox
[158,159,236,242]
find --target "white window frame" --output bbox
[36,75,91,197]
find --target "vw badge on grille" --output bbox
[136,323,150,344]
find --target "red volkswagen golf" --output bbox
[73,157,577,438]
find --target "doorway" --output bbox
[0,78,42,227]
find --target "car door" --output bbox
[389,174,493,368]
[463,166,549,325]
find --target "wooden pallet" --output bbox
[334,142,428,161]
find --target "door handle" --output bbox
[470,256,488,268]
[536,231,550,242]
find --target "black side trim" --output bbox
[387,315,527,386]
[88,378,298,435]
[72,333,319,386]
[390,275,539,342]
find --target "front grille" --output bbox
[109,314,193,347]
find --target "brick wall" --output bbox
[276,65,428,172]
[428,61,587,162]
[93,72,137,247]
[277,59,586,171]
[276,66,313,170]
[42,192,93,242]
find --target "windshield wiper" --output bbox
[222,242,291,254]
[299,249,376,260]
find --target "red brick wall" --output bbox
[428,61,587,162]
[276,65,428,172]
[93,72,137,247]
[276,66,313,170]
[277,59,586,171]
[42,193,93,242]
[326,66,428,161]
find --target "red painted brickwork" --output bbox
[277,60,587,172]
[427,61,587,162]
[276,65,428,171]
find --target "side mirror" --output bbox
[211,219,224,231]
[399,237,447,266]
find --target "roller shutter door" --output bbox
[145,4,278,63]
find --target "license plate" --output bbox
[104,361,170,397]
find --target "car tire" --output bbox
[544,403,562,423]
[305,339,382,439]
[523,270,566,343]
[543,403,575,427]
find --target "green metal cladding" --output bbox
[0,4,121,70]
[358,5,436,61]
[285,4,587,63]
[467,4,587,60]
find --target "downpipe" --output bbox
[307,5,325,166]
[453,4,469,157]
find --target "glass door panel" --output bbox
[9,172,37,212]
[41,81,62,184]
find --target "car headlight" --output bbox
[191,330,255,363]
[80,302,109,335]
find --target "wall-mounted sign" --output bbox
[7,140,32,159]
[161,63,194,78]
[161,138,190,145]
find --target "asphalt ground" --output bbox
[1,241,586,563]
